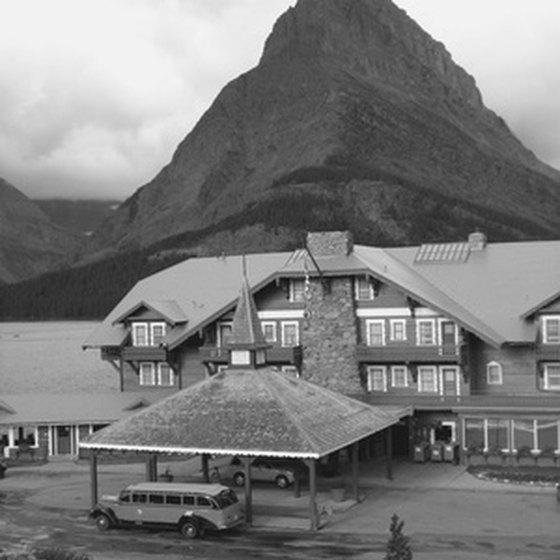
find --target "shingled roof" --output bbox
[80,368,406,459]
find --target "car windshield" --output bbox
[213,489,239,508]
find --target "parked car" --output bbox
[215,456,305,488]
[89,481,244,539]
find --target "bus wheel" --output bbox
[179,518,199,539]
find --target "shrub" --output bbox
[384,513,413,560]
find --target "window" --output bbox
[149,494,164,504]
[486,361,503,385]
[132,322,167,346]
[132,323,148,346]
[513,419,535,451]
[151,322,166,345]
[183,495,195,506]
[544,363,560,390]
[355,277,375,300]
[366,320,385,346]
[543,317,560,344]
[281,321,299,347]
[366,366,387,392]
[261,321,277,343]
[158,363,174,386]
[391,366,408,388]
[289,279,306,302]
[132,493,147,504]
[417,366,438,392]
[218,322,232,346]
[139,363,156,386]
[537,419,559,451]
[390,319,407,342]
[166,494,182,505]
[487,418,510,452]
[196,496,213,508]
[417,320,436,346]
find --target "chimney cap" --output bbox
[468,230,487,251]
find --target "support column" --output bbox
[351,442,359,501]
[201,454,210,483]
[386,426,393,481]
[242,457,252,526]
[90,453,98,508]
[145,453,158,481]
[306,459,318,531]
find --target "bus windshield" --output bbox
[213,489,239,508]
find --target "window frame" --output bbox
[281,321,300,347]
[261,321,277,343]
[158,363,174,386]
[543,316,560,344]
[391,365,409,388]
[389,319,407,342]
[366,319,386,346]
[139,362,156,386]
[289,279,306,303]
[150,322,167,346]
[366,366,387,392]
[417,366,438,393]
[486,361,503,385]
[217,322,233,347]
[354,277,375,301]
[416,319,436,346]
[544,363,560,391]
[132,322,149,346]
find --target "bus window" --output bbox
[119,491,131,503]
[149,494,164,504]
[196,496,215,509]
[183,495,195,506]
[166,494,182,505]
[132,493,147,504]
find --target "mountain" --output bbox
[85,0,560,260]
[35,199,121,236]
[0,178,83,283]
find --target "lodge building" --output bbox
[3,230,559,463]
[81,230,560,465]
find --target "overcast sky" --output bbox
[1,0,559,201]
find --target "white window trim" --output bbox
[366,366,387,392]
[391,365,408,388]
[389,319,407,342]
[416,319,436,346]
[439,366,461,396]
[139,362,156,386]
[281,321,300,347]
[544,363,560,390]
[366,319,386,346]
[217,321,233,346]
[132,322,149,346]
[157,363,174,386]
[150,322,167,346]
[281,365,300,378]
[354,277,375,301]
[437,319,458,346]
[289,279,306,303]
[543,316,560,344]
[417,366,438,393]
[261,321,277,343]
[486,361,503,385]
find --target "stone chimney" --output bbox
[468,230,487,251]
[306,231,354,257]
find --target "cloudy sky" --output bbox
[1,0,559,201]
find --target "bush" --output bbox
[0,548,91,560]
[384,513,413,560]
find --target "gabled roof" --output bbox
[112,300,188,326]
[84,252,292,349]
[80,368,406,459]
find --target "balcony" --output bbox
[360,392,560,412]
[356,344,463,364]
[121,346,168,362]
[198,345,302,366]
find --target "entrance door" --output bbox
[440,367,459,397]
[56,426,72,454]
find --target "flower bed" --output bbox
[467,464,560,486]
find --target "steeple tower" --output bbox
[227,256,270,369]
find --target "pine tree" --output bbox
[384,513,413,560]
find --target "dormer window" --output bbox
[355,277,375,301]
[543,316,560,344]
[132,321,167,346]
[289,279,306,302]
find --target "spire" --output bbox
[228,256,269,368]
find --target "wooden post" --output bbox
[293,469,301,498]
[351,442,359,501]
[201,453,210,483]
[242,457,252,525]
[306,459,318,531]
[90,452,98,508]
[386,426,393,481]
[145,453,158,481]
